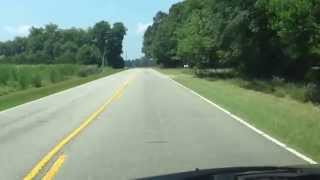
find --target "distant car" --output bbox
[184,64,189,68]
[137,165,320,180]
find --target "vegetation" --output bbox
[193,69,320,103]
[158,68,320,161]
[125,56,156,68]
[147,0,320,162]
[0,21,127,68]
[0,64,102,96]
[143,0,320,80]
[0,20,127,110]
[0,66,120,111]
[143,0,320,104]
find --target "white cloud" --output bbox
[3,25,32,36]
[136,22,152,34]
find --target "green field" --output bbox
[0,64,121,111]
[158,68,320,162]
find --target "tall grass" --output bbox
[0,64,98,96]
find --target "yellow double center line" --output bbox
[24,75,135,180]
[42,154,66,180]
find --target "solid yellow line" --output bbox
[24,75,135,180]
[42,154,66,180]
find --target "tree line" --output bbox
[143,0,320,81]
[0,21,126,68]
[125,57,156,68]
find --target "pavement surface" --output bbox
[0,69,306,180]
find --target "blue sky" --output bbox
[0,0,181,59]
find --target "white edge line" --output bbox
[0,70,124,115]
[153,69,317,165]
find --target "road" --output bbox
[0,69,306,179]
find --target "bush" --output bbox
[32,74,43,88]
[78,65,100,77]
[0,65,13,85]
[49,69,63,83]
[58,64,80,76]
[271,76,285,87]
[305,68,320,83]
[18,74,31,89]
[0,87,13,96]
[273,89,286,98]
[10,68,19,81]
[283,83,307,102]
[16,67,35,89]
[0,64,99,94]
[305,83,320,103]
[241,79,275,94]
[6,81,20,89]
[195,68,236,79]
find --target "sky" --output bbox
[0,0,181,59]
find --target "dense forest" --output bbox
[0,21,126,68]
[143,0,320,82]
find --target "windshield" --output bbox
[0,0,319,180]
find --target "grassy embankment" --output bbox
[0,64,121,111]
[158,68,320,162]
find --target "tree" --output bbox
[108,22,127,68]
[55,41,78,64]
[43,24,60,62]
[0,21,127,68]
[143,0,320,79]
[177,7,216,68]
[27,27,45,54]
[92,21,112,66]
[257,0,320,78]
[76,45,100,64]
[143,11,180,67]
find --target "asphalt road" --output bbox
[0,69,306,179]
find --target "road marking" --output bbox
[24,75,135,180]
[153,69,317,165]
[42,154,66,180]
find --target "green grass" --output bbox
[0,67,121,111]
[158,68,320,162]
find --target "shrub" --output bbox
[57,64,80,76]
[78,65,100,77]
[273,89,286,98]
[0,65,13,85]
[0,64,99,93]
[305,68,320,83]
[305,83,320,103]
[49,69,63,83]
[271,76,285,87]
[6,81,20,89]
[242,79,275,94]
[32,74,43,88]
[10,68,19,81]
[18,74,31,89]
[16,67,35,89]
[283,83,307,102]
[195,68,236,79]
[0,86,15,96]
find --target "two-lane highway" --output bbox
[0,69,306,179]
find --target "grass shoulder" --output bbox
[157,68,320,162]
